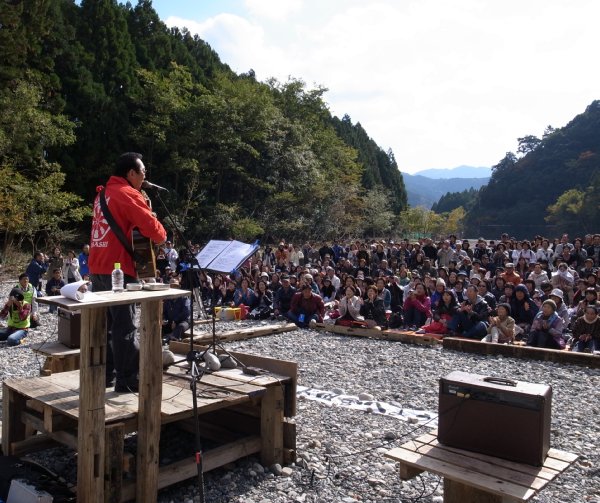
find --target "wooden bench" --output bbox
[30,341,80,376]
[385,431,577,502]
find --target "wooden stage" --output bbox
[11,289,297,503]
[3,347,297,502]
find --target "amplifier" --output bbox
[438,371,551,466]
[58,308,81,348]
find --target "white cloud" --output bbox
[165,0,600,173]
[244,0,303,21]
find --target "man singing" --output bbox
[89,152,166,392]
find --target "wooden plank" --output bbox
[10,433,61,456]
[397,442,549,491]
[36,288,191,312]
[120,436,262,502]
[105,423,125,503]
[444,478,517,503]
[260,384,284,466]
[2,383,28,455]
[313,322,442,346]
[186,323,297,343]
[137,298,163,503]
[169,342,297,416]
[388,446,536,501]
[443,337,600,368]
[30,341,81,356]
[406,433,562,480]
[164,368,266,397]
[77,306,107,503]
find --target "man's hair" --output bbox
[114,152,143,178]
[18,273,28,280]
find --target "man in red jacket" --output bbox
[286,284,325,328]
[89,152,167,392]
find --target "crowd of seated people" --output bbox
[8,233,600,354]
[154,232,598,354]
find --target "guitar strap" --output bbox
[99,189,144,265]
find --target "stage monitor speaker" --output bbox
[438,371,551,466]
[57,308,81,348]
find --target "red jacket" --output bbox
[89,176,166,278]
[290,291,325,321]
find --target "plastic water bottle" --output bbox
[111,262,124,293]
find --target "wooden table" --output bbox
[35,289,190,503]
[385,431,577,503]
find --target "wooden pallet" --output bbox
[443,337,600,368]
[185,323,297,344]
[386,431,577,502]
[30,341,81,376]
[312,323,443,346]
[3,351,297,503]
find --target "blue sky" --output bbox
[148,1,600,174]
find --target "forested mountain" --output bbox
[431,188,478,213]
[0,0,406,248]
[464,101,600,238]
[414,165,491,179]
[402,174,489,208]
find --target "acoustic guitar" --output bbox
[132,189,158,279]
[132,230,157,279]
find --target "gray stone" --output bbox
[271,463,283,475]
[281,467,293,477]
[358,392,374,401]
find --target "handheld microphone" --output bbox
[142,180,169,192]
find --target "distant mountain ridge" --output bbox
[401,165,490,208]
[412,165,491,179]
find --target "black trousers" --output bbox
[90,274,139,385]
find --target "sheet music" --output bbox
[195,240,259,273]
[195,240,231,269]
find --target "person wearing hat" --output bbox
[482,303,515,343]
[579,258,596,280]
[551,262,575,305]
[164,240,179,271]
[549,288,570,327]
[571,305,600,353]
[286,284,325,328]
[0,287,31,346]
[501,263,521,285]
[527,299,565,349]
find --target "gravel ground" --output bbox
[0,279,599,503]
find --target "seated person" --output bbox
[0,288,31,346]
[421,290,458,335]
[527,299,565,349]
[448,284,490,339]
[273,275,296,318]
[403,283,431,329]
[510,284,539,339]
[375,277,392,311]
[335,286,364,326]
[320,277,336,304]
[571,305,600,353]
[360,285,387,329]
[286,284,325,328]
[249,280,273,319]
[482,303,515,343]
[233,278,256,307]
[45,268,65,313]
[162,280,191,341]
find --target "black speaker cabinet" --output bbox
[58,308,81,348]
[438,371,551,466]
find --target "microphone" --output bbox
[142,180,169,192]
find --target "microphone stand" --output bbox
[144,185,208,500]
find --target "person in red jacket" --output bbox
[89,152,167,392]
[286,284,325,328]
